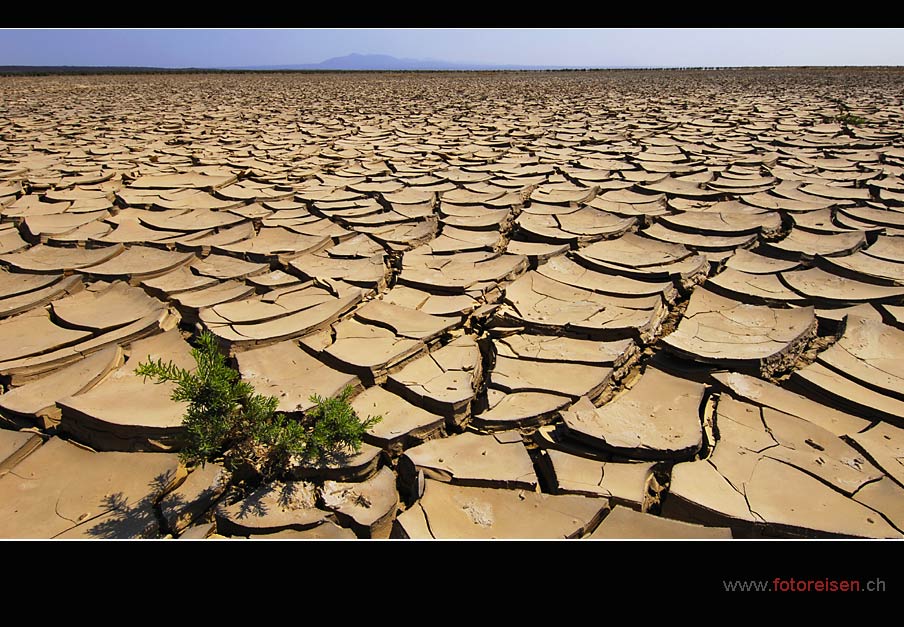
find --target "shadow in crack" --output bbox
[277,480,307,510]
[230,480,316,521]
[307,447,354,468]
[233,486,269,520]
[82,470,180,539]
[82,491,158,539]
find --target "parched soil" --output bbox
[1,68,903,539]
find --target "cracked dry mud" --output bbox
[2,68,904,538]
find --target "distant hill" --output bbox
[242,53,561,71]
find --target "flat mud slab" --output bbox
[386,335,482,428]
[722,249,801,275]
[0,436,182,538]
[353,299,458,342]
[863,235,904,264]
[57,330,194,452]
[51,280,167,332]
[711,370,870,436]
[393,479,609,539]
[706,268,810,306]
[1,243,124,273]
[235,339,361,414]
[790,361,904,426]
[160,462,227,534]
[760,228,866,261]
[780,267,904,306]
[0,428,43,476]
[575,232,708,290]
[589,506,732,539]
[473,391,572,432]
[536,254,677,304]
[3,68,904,538]
[850,422,904,487]
[398,250,528,295]
[817,251,904,286]
[516,207,634,244]
[398,431,538,491]
[0,308,92,363]
[0,345,122,429]
[497,270,666,342]
[490,353,614,402]
[658,208,781,238]
[321,466,400,538]
[538,450,653,510]
[560,367,705,461]
[662,287,816,376]
[0,273,83,319]
[200,282,365,350]
[0,306,177,385]
[81,246,195,284]
[351,385,445,454]
[664,395,901,538]
[289,251,388,289]
[215,481,334,536]
[814,316,904,401]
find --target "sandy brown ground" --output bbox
[0,69,903,539]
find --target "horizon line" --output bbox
[3,64,904,74]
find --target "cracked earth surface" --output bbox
[1,68,904,538]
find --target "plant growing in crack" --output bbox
[828,99,869,127]
[135,330,381,481]
[304,386,382,463]
[835,112,868,127]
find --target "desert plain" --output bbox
[0,68,903,539]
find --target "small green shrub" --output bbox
[305,386,382,462]
[135,330,380,480]
[834,112,868,127]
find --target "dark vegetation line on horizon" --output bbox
[2,65,903,77]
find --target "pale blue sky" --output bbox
[1,28,902,68]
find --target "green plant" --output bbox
[305,386,382,462]
[834,112,868,127]
[135,330,380,479]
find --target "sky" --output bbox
[0,28,902,69]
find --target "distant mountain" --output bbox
[242,53,561,71]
